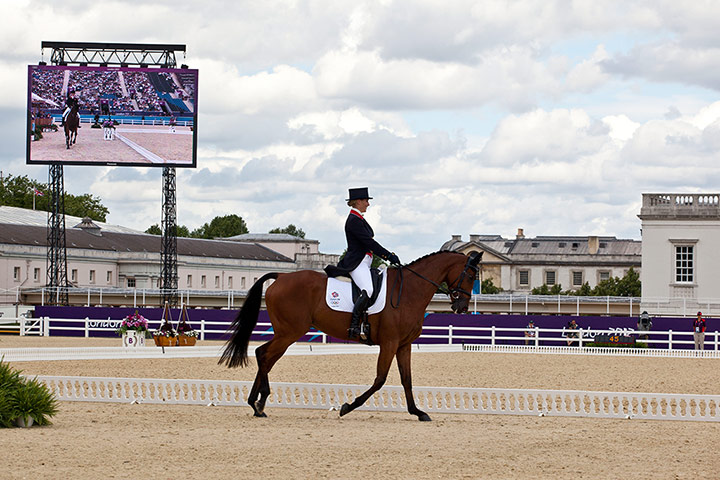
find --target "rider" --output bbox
[61,90,81,128]
[325,187,400,340]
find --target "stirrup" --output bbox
[359,322,369,341]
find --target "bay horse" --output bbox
[219,250,482,421]
[64,104,79,149]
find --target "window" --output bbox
[675,245,694,283]
[187,275,192,288]
[572,271,583,286]
[71,269,78,282]
[201,275,207,288]
[34,268,40,282]
[127,278,136,288]
[571,242,579,250]
[13,266,21,281]
[518,270,529,287]
[545,270,556,285]
[107,271,112,284]
[558,242,566,248]
[89,270,96,284]
[215,276,220,288]
[241,277,246,289]
[228,276,233,289]
[598,271,611,282]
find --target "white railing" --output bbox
[33,376,720,422]
[12,317,719,353]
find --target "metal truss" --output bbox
[46,164,68,305]
[42,41,185,67]
[161,167,178,306]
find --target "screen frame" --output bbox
[27,64,198,168]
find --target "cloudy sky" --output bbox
[3,1,720,261]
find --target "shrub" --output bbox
[0,358,59,427]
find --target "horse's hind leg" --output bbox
[247,335,296,417]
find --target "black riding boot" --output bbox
[348,290,370,339]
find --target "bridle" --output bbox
[390,253,480,310]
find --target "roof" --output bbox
[443,234,641,257]
[0,205,143,235]
[0,223,294,262]
[225,233,317,243]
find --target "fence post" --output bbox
[576,297,580,316]
[715,331,718,351]
[448,325,453,345]
[200,320,205,341]
[142,289,146,307]
[87,289,90,307]
[133,288,137,308]
[534,327,539,347]
[525,295,528,315]
[43,316,49,336]
[85,317,89,338]
[606,296,610,315]
[322,332,327,344]
[630,297,633,317]
[491,326,495,346]
[509,294,513,314]
[41,287,45,306]
[20,317,25,336]
[668,329,673,350]
[579,329,584,348]
[100,288,103,306]
[557,295,560,314]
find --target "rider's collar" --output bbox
[350,208,364,218]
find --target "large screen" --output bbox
[27,64,198,167]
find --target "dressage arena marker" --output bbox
[31,376,720,422]
[114,132,167,163]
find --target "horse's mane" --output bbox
[403,250,465,268]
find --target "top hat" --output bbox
[347,187,372,201]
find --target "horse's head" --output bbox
[448,251,482,314]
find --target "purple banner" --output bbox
[33,307,714,349]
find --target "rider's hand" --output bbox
[388,253,401,266]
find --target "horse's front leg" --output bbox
[396,342,430,421]
[340,343,397,417]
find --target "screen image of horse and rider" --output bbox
[26,64,198,168]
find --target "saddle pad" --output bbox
[325,270,388,314]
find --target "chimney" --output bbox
[469,234,480,243]
[451,235,461,241]
[516,228,525,239]
[588,236,599,254]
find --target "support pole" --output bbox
[161,167,178,306]
[46,164,68,305]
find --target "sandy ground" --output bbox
[29,125,192,165]
[2,335,719,479]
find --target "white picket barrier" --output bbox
[32,375,720,422]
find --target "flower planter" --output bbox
[177,334,197,346]
[153,335,177,347]
[122,330,146,348]
[15,415,34,428]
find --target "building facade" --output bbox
[441,230,641,293]
[639,193,720,315]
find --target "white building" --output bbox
[441,230,641,293]
[0,206,299,302]
[639,193,720,315]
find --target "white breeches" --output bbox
[349,254,374,296]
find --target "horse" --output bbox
[64,104,79,149]
[219,250,482,421]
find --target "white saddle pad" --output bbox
[325,268,388,314]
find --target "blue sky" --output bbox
[2,1,720,261]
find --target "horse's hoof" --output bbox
[339,403,351,417]
[418,413,432,422]
[253,411,267,418]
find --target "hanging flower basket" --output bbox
[153,302,177,347]
[152,332,177,347]
[175,304,198,347]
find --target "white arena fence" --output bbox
[5,316,720,352]
[29,375,720,422]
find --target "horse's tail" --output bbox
[218,272,279,368]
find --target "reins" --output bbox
[389,259,477,309]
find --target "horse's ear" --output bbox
[468,251,483,266]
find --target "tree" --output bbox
[532,284,563,295]
[0,173,108,222]
[145,223,192,237]
[269,224,306,238]
[481,278,503,294]
[191,214,248,239]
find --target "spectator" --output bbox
[524,319,536,345]
[637,311,652,341]
[566,319,580,346]
[693,311,706,351]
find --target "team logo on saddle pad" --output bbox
[325,270,388,314]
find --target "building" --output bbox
[441,230,641,293]
[0,206,300,303]
[225,233,339,270]
[639,193,720,315]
